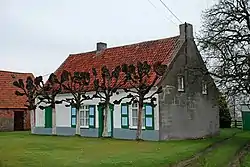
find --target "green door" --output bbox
[242,111,250,130]
[45,107,52,128]
[98,104,114,137]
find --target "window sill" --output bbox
[80,126,89,129]
[129,127,146,130]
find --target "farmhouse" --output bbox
[0,70,33,131]
[34,23,220,141]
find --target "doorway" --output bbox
[98,104,114,137]
[14,111,24,131]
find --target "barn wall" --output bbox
[0,109,13,131]
[0,109,30,131]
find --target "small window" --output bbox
[202,81,208,95]
[177,75,185,92]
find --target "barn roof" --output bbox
[0,70,34,109]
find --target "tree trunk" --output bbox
[52,107,56,135]
[76,108,81,136]
[102,103,109,137]
[30,109,35,134]
[136,102,143,140]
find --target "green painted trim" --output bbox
[89,105,96,128]
[121,103,129,129]
[145,103,154,130]
[45,107,52,128]
[71,106,76,128]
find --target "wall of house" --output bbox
[34,90,160,141]
[0,109,30,131]
[158,38,219,140]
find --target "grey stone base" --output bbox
[113,128,159,141]
[33,127,98,137]
[33,127,159,141]
[33,127,52,135]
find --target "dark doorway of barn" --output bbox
[14,111,24,131]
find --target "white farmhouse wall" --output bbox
[35,102,45,127]
[55,92,101,128]
[51,89,159,130]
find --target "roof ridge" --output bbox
[0,70,33,75]
[70,35,180,56]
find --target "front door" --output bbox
[98,104,114,137]
[14,111,24,131]
[45,107,52,128]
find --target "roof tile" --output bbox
[54,36,183,91]
[0,71,34,109]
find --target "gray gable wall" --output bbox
[158,37,220,140]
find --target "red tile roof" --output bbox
[54,36,183,91]
[0,71,34,109]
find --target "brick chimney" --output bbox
[96,42,107,52]
[179,22,194,40]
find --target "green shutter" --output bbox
[121,103,129,129]
[89,105,96,128]
[45,107,52,128]
[71,107,76,128]
[145,104,154,130]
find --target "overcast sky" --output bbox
[1,0,215,77]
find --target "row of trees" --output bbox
[13,61,167,140]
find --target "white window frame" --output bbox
[80,105,89,128]
[129,103,145,129]
[177,75,185,92]
[202,81,208,95]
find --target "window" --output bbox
[201,81,207,95]
[202,81,208,95]
[71,105,96,128]
[80,105,89,128]
[177,75,185,92]
[121,104,129,128]
[130,103,145,128]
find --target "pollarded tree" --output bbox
[198,0,250,101]
[13,76,39,133]
[35,73,65,135]
[114,61,167,140]
[92,65,123,137]
[60,70,92,136]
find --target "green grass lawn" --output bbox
[0,129,240,167]
[190,131,250,167]
[242,153,250,167]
